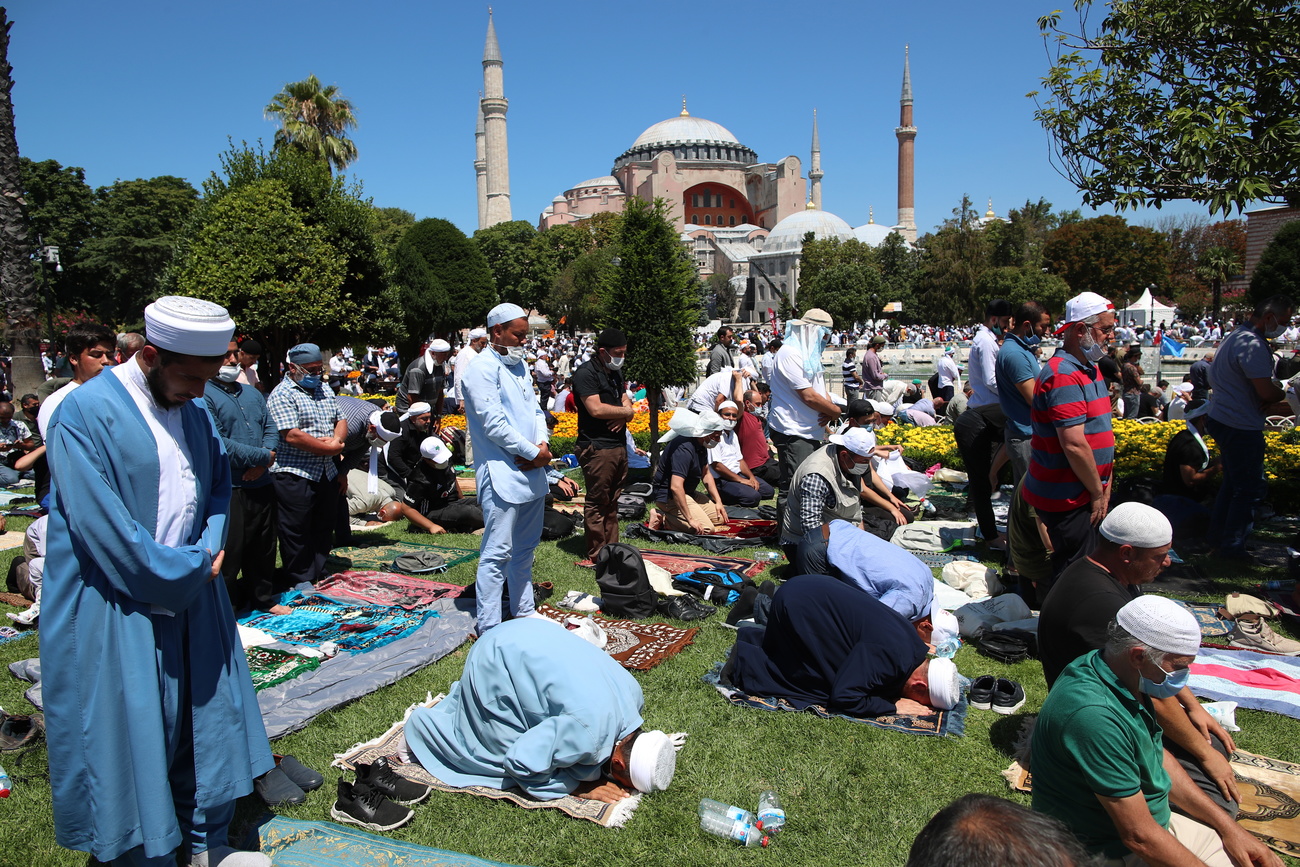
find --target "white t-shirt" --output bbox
[37,380,80,440]
[768,346,828,439]
[706,429,744,473]
[936,355,960,389]
[687,369,739,412]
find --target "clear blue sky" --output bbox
[9,0,1220,237]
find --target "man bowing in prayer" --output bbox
[43,296,274,867]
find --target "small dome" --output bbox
[853,222,896,247]
[570,176,621,191]
[551,195,566,203]
[631,115,741,150]
[762,208,854,254]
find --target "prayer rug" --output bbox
[245,646,322,691]
[247,815,529,866]
[327,540,479,574]
[314,571,465,610]
[0,627,35,646]
[1188,647,1300,719]
[456,477,476,496]
[238,592,437,654]
[0,531,24,552]
[0,491,32,508]
[0,592,32,609]
[702,663,968,738]
[637,549,767,579]
[1173,600,1235,639]
[335,696,642,829]
[913,552,982,569]
[0,506,44,519]
[533,605,697,671]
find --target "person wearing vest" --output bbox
[780,427,872,575]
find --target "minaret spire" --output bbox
[479,8,511,228]
[809,109,823,210]
[895,44,917,243]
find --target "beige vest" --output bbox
[780,444,862,543]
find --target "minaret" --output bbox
[480,9,511,227]
[895,45,917,243]
[474,98,487,230]
[809,109,824,210]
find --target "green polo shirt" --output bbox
[1030,650,1171,859]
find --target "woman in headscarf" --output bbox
[647,408,730,535]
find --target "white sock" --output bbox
[190,845,272,867]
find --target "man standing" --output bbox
[1206,295,1294,561]
[572,328,633,561]
[1024,292,1116,579]
[462,303,552,634]
[396,338,453,414]
[933,346,961,403]
[204,341,282,614]
[1188,351,1213,405]
[1121,346,1145,419]
[768,309,841,520]
[43,296,273,866]
[39,321,117,440]
[967,299,1012,409]
[235,338,263,391]
[533,350,556,409]
[267,344,346,588]
[861,334,887,400]
[453,328,488,413]
[996,301,1051,484]
[707,325,736,376]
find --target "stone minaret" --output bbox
[809,109,824,210]
[474,98,487,230]
[895,45,917,243]
[480,9,511,227]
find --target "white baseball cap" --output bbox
[1054,291,1115,335]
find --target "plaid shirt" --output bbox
[795,472,833,536]
[267,377,342,481]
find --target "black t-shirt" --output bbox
[1037,558,1140,688]
[1137,391,1160,418]
[651,437,705,503]
[571,358,626,449]
[1097,354,1121,385]
[1161,428,1209,498]
[403,461,459,513]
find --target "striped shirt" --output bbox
[1024,349,1114,512]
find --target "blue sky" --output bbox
[9,0,1220,237]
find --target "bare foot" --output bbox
[646,509,664,530]
[269,604,292,616]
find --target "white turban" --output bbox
[1116,596,1201,656]
[658,408,728,443]
[428,339,451,353]
[927,657,960,710]
[144,296,235,357]
[368,410,401,442]
[469,327,487,340]
[1099,502,1172,549]
[400,401,432,422]
[628,730,677,793]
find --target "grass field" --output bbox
[1,500,1299,866]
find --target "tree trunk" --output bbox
[648,387,661,473]
[0,9,45,397]
[1212,277,1222,323]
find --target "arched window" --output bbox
[704,215,712,225]
[691,214,699,224]
[729,216,736,226]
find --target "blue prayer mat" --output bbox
[239,591,438,653]
[245,816,529,866]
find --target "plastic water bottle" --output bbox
[753,551,781,562]
[698,798,758,826]
[757,790,785,833]
[699,811,769,847]
[0,763,11,797]
[936,637,961,659]
[918,497,937,516]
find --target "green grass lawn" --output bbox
[1,505,1299,866]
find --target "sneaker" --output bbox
[969,675,996,710]
[331,779,415,832]
[1230,615,1300,656]
[992,678,1026,715]
[354,756,432,805]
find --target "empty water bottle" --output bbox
[757,790,785,833]
[698,798,757,826]
[0,763,10,798]
[700,811,769,847]
[753,551,781,562]
[935,637,961,658]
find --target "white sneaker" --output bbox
[6,603,37,626]
[1230,615,1300,656]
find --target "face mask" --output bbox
[1265,319,1285,339]
[1023,333,1041,348]
[991,325,1004,337]
[502,345,527,366]
[605,354,625,370]
[294,368,321,389]
[217,364,241,383]
[1138,658,1190,699]
[845,460,871,477]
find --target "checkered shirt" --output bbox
[795,472,833,536]
[267,377,341,481]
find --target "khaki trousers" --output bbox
[1107,814,1232,867]
[659,491,724,533]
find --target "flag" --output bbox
[1160,335,1185,357]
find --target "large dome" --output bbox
[853,222,897,247]
[631,115,741,150]
[762,208,855,254]
[614,111,757,170]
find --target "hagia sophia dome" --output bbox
[761,206,856,254]
[614,108,759,169]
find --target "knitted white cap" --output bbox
[628,730,677,792]
[1116,596,1201,656]
[927,657,960,710]
[1098,502,1172,548]
[486,302,528,327]
[144,296,235,357]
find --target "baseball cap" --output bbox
[1053,291,1115,335]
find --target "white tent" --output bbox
[1119,288,1178,328]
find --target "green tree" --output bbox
[1159,217,1247,317]
[1249,221,1300,307]
[547,246,615,334]
[1034,0,1300,213]
[18,156,96,310]
[265,74,359,172]
[915,195,991,323]
[705,272,738,320]
[1196,245,1242,321]
[1042,215,1169,309]
[371,206,414,259]
[394,218,496,358]
[474,219,545,310]
[975,266,1072,316]
[875,231,919,320]
[798,260,883,327]
[604,198,699,464]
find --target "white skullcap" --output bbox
[717,400,738,411]
[829,427,875,457]
[486,302,528,328]
[368,410,402,442]
[144,296,235,357]
[928,608,959,646]
[658,408,728,443]
[1116,595,1201,656]
[428,339,451,353]
[870,399,895,417]
[1099,502,1172,549]
[628,730,677,793]
[419,436,452,467]
[469,327,487,339]
[1173,382,1193,394]
[400,401,432,421]
[562,615,608,650]
[927,657,960,710]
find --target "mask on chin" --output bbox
[217,364,241,383]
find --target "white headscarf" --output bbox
[658,408,729,443]
[783,320,831,378]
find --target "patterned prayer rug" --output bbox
[0,531,24,552]
[0,627,35,646]
[335,696,642,829]
[327,540,479,574]
[0,592,32,609]
[533,605,697,671]
[249,816,529,866]
[238,592,438,653]
[314,570,465,610]
[702,663,968,738]
[636,548,767,579]
[245,646,322,691]
[1173,600,1235,639]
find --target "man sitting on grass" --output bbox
[724,574,960,718]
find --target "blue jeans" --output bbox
[475,471,543,634]
[1205,418,1266,557]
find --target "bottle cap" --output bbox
[760,836,771,847]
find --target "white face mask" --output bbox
[605,353,625,370]
[1080,330,1106,363]
[217,364,241,383]
[845,459,871,477]
[497,345,526,367]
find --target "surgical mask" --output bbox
[297,375,321,389]
[1139,658,1190,699]
[1022,333,1041,348]
[845,460,871,477]
[1265,318,1285,339]
[494,344,526,367]
[217,364,241,383]
[605,353,625,370]
[991,325,1004,337]
[1080,331,1106,363]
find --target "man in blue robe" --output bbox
[43,296,273,867]
[404,617,678,802]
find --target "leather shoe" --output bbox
[254,767,307,806]
[275,754,324,792]
[656,596,713,622]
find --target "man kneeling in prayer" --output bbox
[725,574,961,717]
[402,617,679,802]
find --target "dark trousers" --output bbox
[751,459,781,486]
[421,499,486,533]
[1039,505,1097,583]
[1167,733,1239,818]
[224,484,280,612]
[577,444,627,559]
[1205,418,1266,557]
[713,472,774,507]
[952,407,1003,541]
[272,472,340,587]
[771,429,819,524]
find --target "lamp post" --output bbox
[38,240,60,354]
[871,292,879,332]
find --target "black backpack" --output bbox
[594,543,658,619]
[617,493,647,520]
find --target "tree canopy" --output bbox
[1042,215,1169,308]
[393,217,496,356]
[798,237,885,326]
[1250,221,1300,307]
[265,74,359,172]
[473,220,545,310]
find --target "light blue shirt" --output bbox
[968,325,1001,408]
[462,348,549,505]
[826,519,934,622]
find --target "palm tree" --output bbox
[1197,246,1241,322]
[265,74,358,172]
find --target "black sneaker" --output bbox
[331,779,414,831]
[969,675,996,711]
[354,756,433,805]
[992,678,1026,715]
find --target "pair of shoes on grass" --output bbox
[254,754,324,807]
[657,595,716,621]
[332,756,432,832]
[1229,613,1300,656]
[970,675,1025,714]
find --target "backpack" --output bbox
[594,543,658,619]
[617,493,647,520]
[670,569,752,605]
[623,481,654,499]
[976,629,1036,664]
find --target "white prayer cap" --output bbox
[628,730,677,793]
[368,410,402,442]
[469,327,487,339]
[928,608,959,646]
[486,302,528,328]
[927,657,960,710]
[1099,502,1172,549]
[143,296,235,357]
[562,615,608,650]
[870,399,895,417]
[428,339,451,353]
[400,401,432,422]
[829,427,875,457]
[1116,595,1200,657]
[419,436,452,468]
[1173,382,1193,394]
